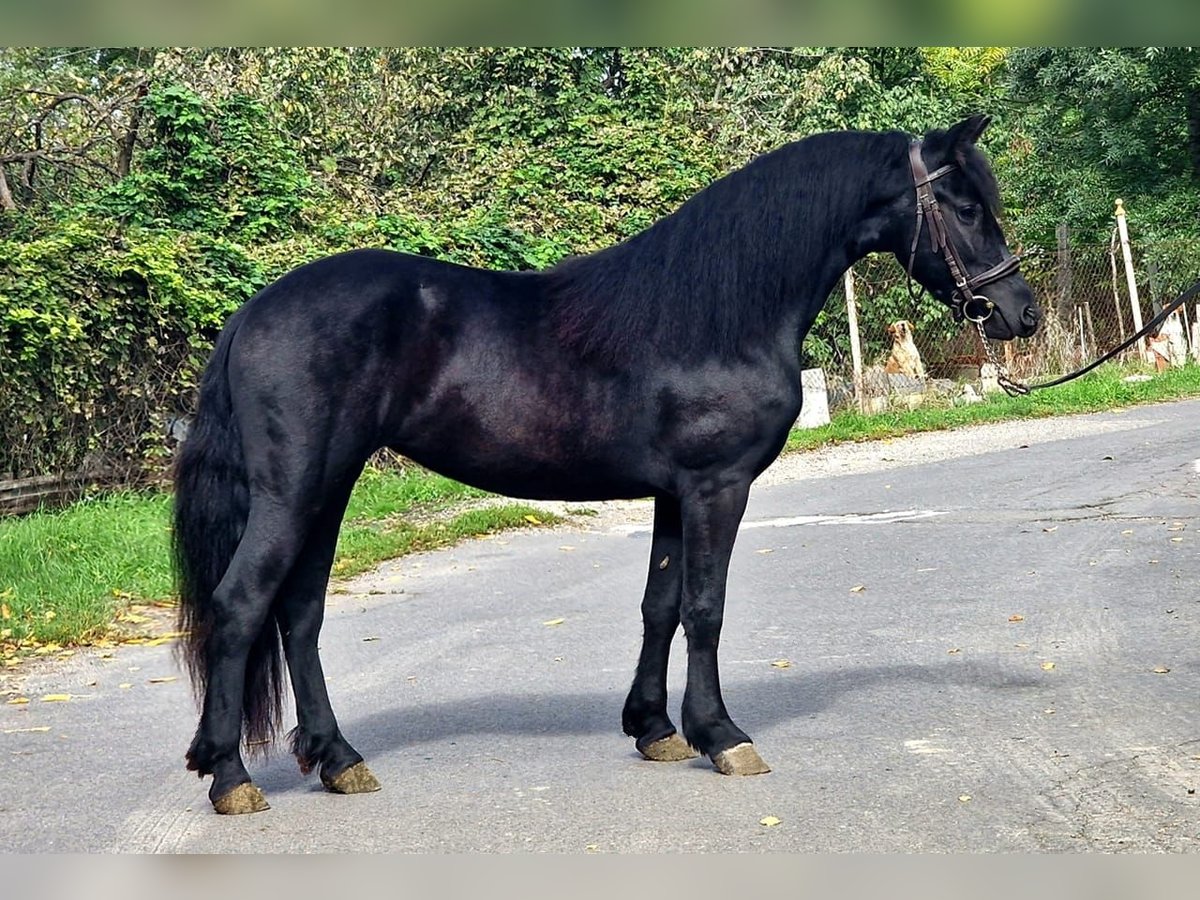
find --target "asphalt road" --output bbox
[4,399,1200,852]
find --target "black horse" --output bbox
[174,116,1040,814]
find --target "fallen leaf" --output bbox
[1041,662,1056,671]
[40,693,71,702]
[849,584,866,593]
[542,617,565,627]
[1170,537,1183,543]
[0,603,9,620]
[756,548,774,554]
[1121,529,1133,536]
[44,610,56,620]
[119,683,132,689]
[947,648,961,655]
[147,676,177,684]
[523,514,543,525]
[958,795,972,803]
[1152,666,1171,675]
[759,815,781,827]
[771,659,791,669]
[559,545,576,552]
[3,726,50,734]
[6,697,29,705]
[362,636,380,642]
[1009,614,1025,623]
[1042,526,1058,533]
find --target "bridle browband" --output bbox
[905,141,1022,324]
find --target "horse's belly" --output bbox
[397,444,656,502]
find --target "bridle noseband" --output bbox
[905,141,1021,324]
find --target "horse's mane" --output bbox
[541,129,903,366]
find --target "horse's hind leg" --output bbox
[622,495,698,762]
[278,472,380,795]
[186,497,312,814]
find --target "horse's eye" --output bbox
[957,205,980,226]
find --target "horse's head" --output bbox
[894,115,1040,341]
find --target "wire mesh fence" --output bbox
[813,231,1200,413]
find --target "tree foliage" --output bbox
[2,47,1197,480]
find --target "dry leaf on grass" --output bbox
[523,514,543,525]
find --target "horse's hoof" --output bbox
[639,733,700,762]
[212,782,270,815]
[321,761,382,794]
[711,742,771,776]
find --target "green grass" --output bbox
[0,491,176,647]
[787,363,1200,452]
[6,362,1200,654]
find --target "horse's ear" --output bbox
[947,115,991,149]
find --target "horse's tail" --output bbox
[173,312,285,752]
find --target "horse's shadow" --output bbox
[255,658,1041,793]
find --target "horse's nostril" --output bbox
[1021,305,1041,328]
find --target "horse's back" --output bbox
[217,248,664,499]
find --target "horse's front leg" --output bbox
[622,495,698,762]
[678,478,770,776]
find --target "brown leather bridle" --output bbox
[905,141,1022,324]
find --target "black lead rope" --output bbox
[995,276,1200,396]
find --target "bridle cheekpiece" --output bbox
[905,141,1021,324]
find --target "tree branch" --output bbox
[0,165,16,211]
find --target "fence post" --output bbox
[1115,198,1146,359]
[1055,222,1072,328]
[843,268,865,413]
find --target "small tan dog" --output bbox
[884,320,926,379]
